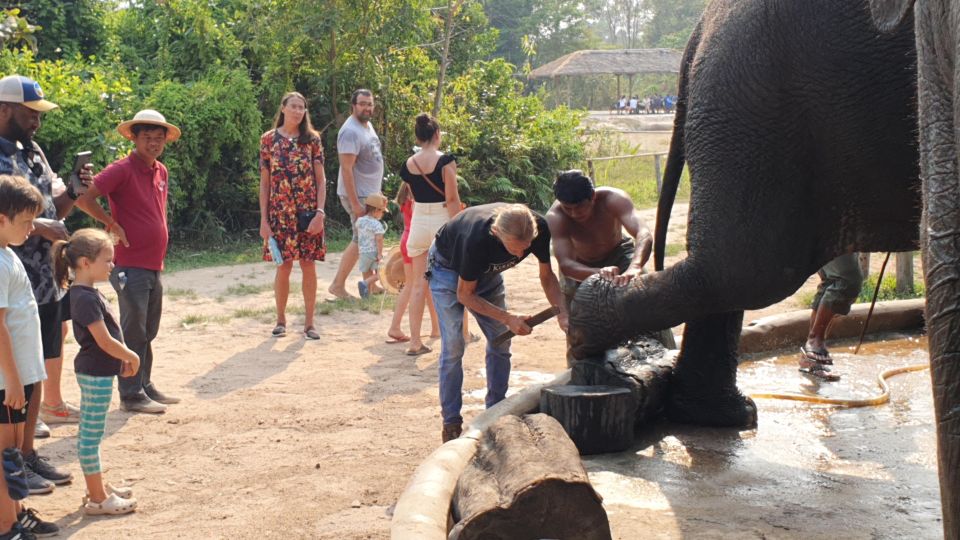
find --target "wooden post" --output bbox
[587,159,595,182]
[858,252,871,280]
[541,385,636,455]
[896,251,914,295]
[615,75,621,113]
[654,154,663,194]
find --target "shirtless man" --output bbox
[547,170,674,359]
[547,170,651,299]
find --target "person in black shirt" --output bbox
[428,203,567,442]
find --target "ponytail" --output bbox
[51,240,72,289]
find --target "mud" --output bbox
[584,334,940,539]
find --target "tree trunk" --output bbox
[540,385,636,455]
[432,0,461,118]
[896,251,914,295]
[450,414,611,540]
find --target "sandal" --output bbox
[83,483,133,505]
[799,356,841,381]
[304,327,320,340]
[406,345,432,356]
[800,345,833,365]
[83,492,137,515]
[272,323,286,337]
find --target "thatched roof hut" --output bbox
[528,49,682,79]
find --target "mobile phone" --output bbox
[69,151,92,197]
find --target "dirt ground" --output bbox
[31,203,934,539]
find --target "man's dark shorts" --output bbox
[38,300,64,360]
[561,237,635,307]
[0,384,35,423]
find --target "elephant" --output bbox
[568,0,958,535]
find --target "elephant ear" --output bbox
[867,0,916,33]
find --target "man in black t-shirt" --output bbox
[428,203,567,443]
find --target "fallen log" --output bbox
[449,414,611,540]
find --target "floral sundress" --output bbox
[260,130,326,262]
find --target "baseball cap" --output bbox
[0,75,58,112]
[364,193,389,211]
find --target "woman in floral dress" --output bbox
[259,91,326,339]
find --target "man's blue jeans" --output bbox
[428,253,512,426]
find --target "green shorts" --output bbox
[561,237,635,309]
[811,252,864,315]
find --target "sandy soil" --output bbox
[30,203,932,539]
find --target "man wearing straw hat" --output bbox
[76,109,182,414]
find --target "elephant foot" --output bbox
[666,391,758,429]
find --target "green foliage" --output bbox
[143,68,262,238]
[0,48,135,173]
[642,0,709,48]
[441,59,585,210]
[0,8,39,51]
[857,274,925,303]
[6,1,107,58]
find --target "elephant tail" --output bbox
[655,19,702,272]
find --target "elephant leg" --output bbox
[917,3,960,536]
[666,311,757,429]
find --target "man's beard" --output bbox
[6,118,33,146]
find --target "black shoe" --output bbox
[17,508,58,538]
[24,451,72,485]
[441,423,462,443]
[120,394,166,414]
[144,385,181,405]
[24,468,54,495]
[0,523,37,540]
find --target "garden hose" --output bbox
[749,362,929,407]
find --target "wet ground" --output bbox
[584,334,942,539]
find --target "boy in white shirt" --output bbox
[356,194,388,298]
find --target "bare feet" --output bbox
[328,284,357,300]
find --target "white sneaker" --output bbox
[39,401,80,424]
[34,419,50,439]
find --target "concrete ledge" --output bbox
[739,298,924,354]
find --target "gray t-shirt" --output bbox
[336,115,383,198]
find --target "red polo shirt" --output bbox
[94,153,169,271]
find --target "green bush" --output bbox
[143,68,262,239]
[857,274,925,303]
[441,59,585,211]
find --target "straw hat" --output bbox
[381,247,406,294]
[117,109,181,142]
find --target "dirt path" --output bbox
[32,203,928,538]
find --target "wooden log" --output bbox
[541,385,636,455]
[450,414,611,540]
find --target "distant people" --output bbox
[355,194,388,298]
[628,95,638,115]
[0,74,76,494]
[398,113,464,356]
[77,109,182,414]
[385,183,439,343]
[52,229,139,516]
[328,89,384,300]
[800,253,864,381]
[0,174,62,538]
[428,203,568,443]
[257,91,326,340]
[618,95,627,115]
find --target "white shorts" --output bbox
[405,202,449,258]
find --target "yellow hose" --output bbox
[749,363,930,407]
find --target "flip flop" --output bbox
[799,365,841,382]
[385,335,411,344]
[406,345,432,356]
[272,324,286,337]
[800,345,833,365]
[304,327,320,340]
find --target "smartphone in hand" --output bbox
[69,151,92,197]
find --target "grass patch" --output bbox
[795,274,925,308]
[180,313,230,326]
[166,287,197,300]
[224,282,273,296]
[317,294,397,316]
[664,243,685,257]
[231,306,275,320]
[166,237,262,274]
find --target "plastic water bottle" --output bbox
[268,236,283,265]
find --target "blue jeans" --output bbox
[428,249,512,426]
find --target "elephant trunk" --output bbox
[568,260,707,359]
